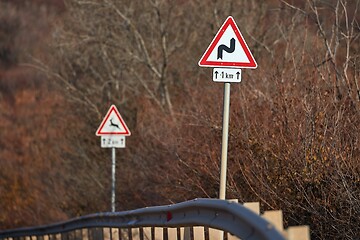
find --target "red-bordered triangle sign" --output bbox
[96,105,131,136]
[198,16,257,69]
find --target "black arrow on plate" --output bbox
[217,38,235,59]
[236,72,240,79]
[214,71,218,79]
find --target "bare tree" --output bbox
[50,0,206,118]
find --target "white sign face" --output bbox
[96,105,131,136]
[213,68,242,83]
[101,135,125,148]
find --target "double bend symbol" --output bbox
[217,38,235,60]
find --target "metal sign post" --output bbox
[111,147,116,212]
[219,82,231,200]
[96,105,131,212]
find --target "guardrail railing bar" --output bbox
[0,198,285,240]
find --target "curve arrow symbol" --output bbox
[217,38,235,60]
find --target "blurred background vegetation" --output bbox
[0,0,359,239]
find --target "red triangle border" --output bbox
[96,105,131,136]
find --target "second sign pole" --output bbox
[111,147,116,212]
[219,82,231,200]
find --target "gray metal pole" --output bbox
[219,82,231,200]
[111,147,116,212]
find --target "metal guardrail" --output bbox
[0,198,286,240]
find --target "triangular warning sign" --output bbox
[198,16,257,69]
[96,105,131,136]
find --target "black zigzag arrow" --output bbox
[217,38,235,60]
